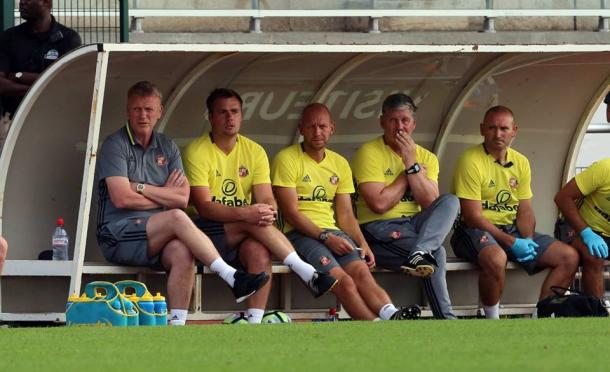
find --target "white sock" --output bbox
[283,252,316,282]
[483,303,500,319]
[247,308,265,324]
[169,309,188,326]
[210,258,237,287]
[379,303,399,320]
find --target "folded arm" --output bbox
[357,176,408,215]
[190,184,276,225]
[0,71,32,97]
[106,169,189,210]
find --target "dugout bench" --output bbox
[1,44,609,322]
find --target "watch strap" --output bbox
[405,163,421,175]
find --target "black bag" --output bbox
[554,218,576,244]
[536,286,608,318]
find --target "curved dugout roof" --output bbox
[1,43,610,264]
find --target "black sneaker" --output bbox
[307,271,339,298]
[400,251,437,278]
[390,305,422,320]
[232,271,270,303]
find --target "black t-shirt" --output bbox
[0,16,81,115]
[605,91,610,105]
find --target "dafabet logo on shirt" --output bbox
[222,179,237,196]
[313,186,327,201]
[211,178,249,207]
[481,190,519,212]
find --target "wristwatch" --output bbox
[405,163,421,175]
[136,183,145,194]
[14,72,23,81]
[318,231,330,243]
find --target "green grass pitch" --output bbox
[0,318,609,371]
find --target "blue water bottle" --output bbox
[138,291,156,326]
[153,292,168,326]
[123,297,139,326]
[111,299,122,312]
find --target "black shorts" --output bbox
[451,224,555,275]
[97,216,161,268]
[285,229,361,272]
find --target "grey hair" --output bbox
[381,93,417,116]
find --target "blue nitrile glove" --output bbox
[510,238,539,262]
[580,227,609,259]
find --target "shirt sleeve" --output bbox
[271,150,297,188]
[352,144,384,184]
[183,141,211,187]
[453,153,482,200]
[167,139,184,173]
[575,160,610,196]
[66,30,82,50]
[422,150,439,182]
[252,145,271,185]
[97,136,128,180]
[605,92,610,104]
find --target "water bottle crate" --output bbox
[66,280,167,326]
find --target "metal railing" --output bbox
[127,0,610,33]
[11,0,128,44]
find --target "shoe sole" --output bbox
[315,278,339,298]
[235,273,271,303]
[235,290,256,304]
[400,264,435,278]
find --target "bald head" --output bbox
[298,103,335,152]
[483,105,515,124]
[301,103,333,123]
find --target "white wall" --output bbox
[576,102,610,169]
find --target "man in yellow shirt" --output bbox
[451,105,579,319]
[555,158,610,298]
[272,103,417,321]
[183,89,337,324]
[352,93,458,319]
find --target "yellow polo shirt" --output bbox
[183,133,270,209]
[452,144,532,226]
[271,144,354,232]
[351,136,439,224]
